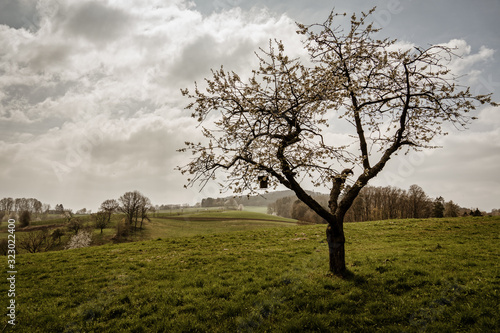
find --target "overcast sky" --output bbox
[0,0,499,212]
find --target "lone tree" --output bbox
[92,211,110,234]
[19,210,31,228]
[178,9,496,275]
[136,195,152,230]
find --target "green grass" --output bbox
[2,216,499,332]
[142,210,297,239]
[242,206,269,214]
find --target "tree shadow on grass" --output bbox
[326,269,369,285]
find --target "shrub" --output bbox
[0,238,12,255]
[51,228,65,244]
[19,210,31,227]
[65,230,93,250]
[67,218,83,234]
[18,230,53,253]
[112,219,130,242]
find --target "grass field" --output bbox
[1,215,499,332]
[143,210,297,239]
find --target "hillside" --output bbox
[3,216,499,332]
[0,210,298,252]
[144,210,298,239]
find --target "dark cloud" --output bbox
[168,34,256,84]
[63,2,132,44]
[0,0,39,31]
[1,81,76,106]
[24,42,72,71]
[90,122,176,167]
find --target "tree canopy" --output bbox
[179,8,496,274]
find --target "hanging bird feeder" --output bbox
[258,175,268,189]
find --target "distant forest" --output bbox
[267,185,488,223]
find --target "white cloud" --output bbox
[440,39,495,77]
[477,106,500,128]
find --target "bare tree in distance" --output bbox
[0,198,14,218]
[55,204,65,215]
[178,8,497,275]
[100,199,119,226]
[137,196,152,230]
[118,191,151,230]
[408,184,431,219]
[444,200,460,217]
[93,211,110,234]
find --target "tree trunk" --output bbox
[326,223,346,275]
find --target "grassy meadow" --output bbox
[145,210,298,239]
[0,209,298,248]
[1,214,499,332]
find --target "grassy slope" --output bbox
[141,210,297,239]
[2,216,499,332]
[0,209,295,246]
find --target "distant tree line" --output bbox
[201,197,227,207]
[157,203,191,211]
[0,197,48,226]
[268,184,482,223]
[489,209,500,216]
[200,190,322,209]
[0,197,43,217]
